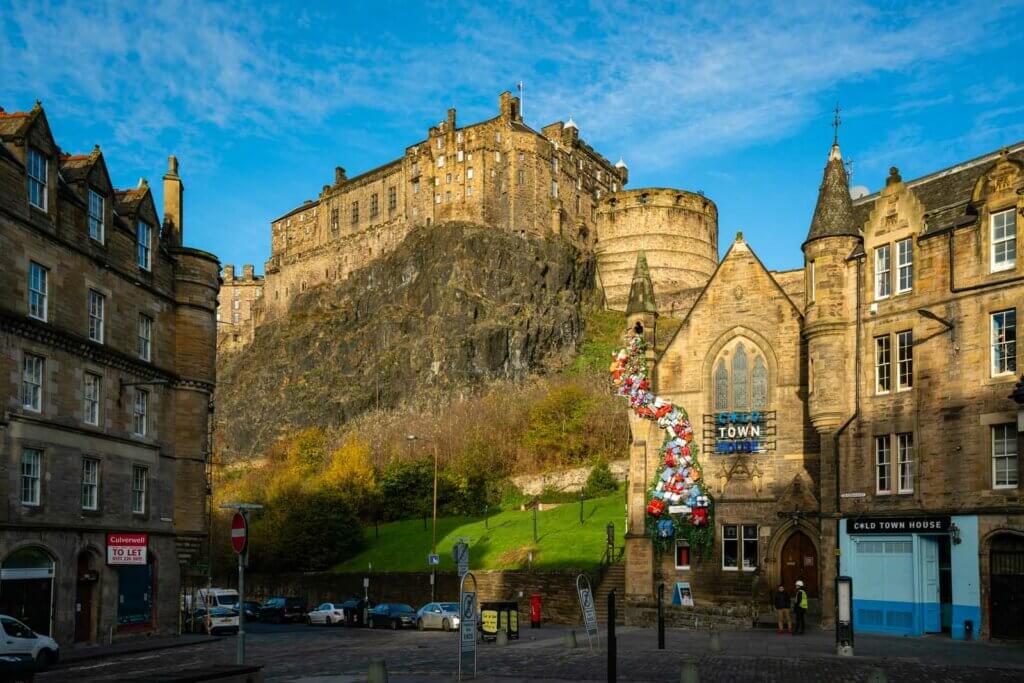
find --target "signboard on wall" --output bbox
[846,516,951,535]
[703,411,776,454]
[107,533,148,565]
[672,581,694,607]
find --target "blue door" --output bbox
[921,537,941,633]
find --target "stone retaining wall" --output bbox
[511,459,629,496]
[624,598,755,630]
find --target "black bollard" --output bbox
[607,589,617,682]
[657,582,665,650]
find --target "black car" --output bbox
[242,601,261,621]
[338,598,375,627]
[259,597,307,624]
[366,603,416,630]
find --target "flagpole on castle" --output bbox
[517,81,524,119]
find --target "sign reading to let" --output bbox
[107,533,147,565]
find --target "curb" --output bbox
[55,636,221,668]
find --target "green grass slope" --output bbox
[334,491,626,574]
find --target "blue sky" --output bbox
[2,0,1022,272]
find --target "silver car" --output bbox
[416,602,461,631]
[307,602,346,626]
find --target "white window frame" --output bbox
[897,432,914,494]
[26,147,47,210]
[81,457,99,510]
[436,155,445,168]
[722,524,739,571]
[466,167,474,180]
[674,540,691,570]
[20,448,42,506]
[434,193,441,205]
[83,372,101,426]
[131,465,147,513]
[457,150,464,162]
[876,435,892,494]
[741,524,759,571]
[138,314,153,361]
[991,309,1017,377]
[874,244,891,299]
[88,289,105,344]
[551,181,558,198]
[28,261,48,321]
[991,208,1017,272]
[895,238,913,293]
[896,330,913,391]
[88,189,105,243]
[132,389,148,437]
[136,221,152,270]
[992,423,1018,489]
[874,335,891,394]
[494,151,501,163]
[22,353,43,412]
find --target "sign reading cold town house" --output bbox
[846,516,951,534]
[106,533,148,565]
[703,411,776,454]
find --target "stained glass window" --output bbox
[732,344,749,410]
[752,356,768,410]
[714,360,729,411]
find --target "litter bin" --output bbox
[530,592,542,628]
[481,601,520,642]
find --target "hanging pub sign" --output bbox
[846,516,951,535]
[703,411,776,454]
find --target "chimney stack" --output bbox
[163,155,184,246]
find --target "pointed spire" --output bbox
[626,251,657,316]
[565,115,577,130]
[804,139,858,247]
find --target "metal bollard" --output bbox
[709,629,722,653]
[680,657,699,683]
[866,668,888,683]
[657,583,665,650]
[367,659,389,683]
[564,629,578,649]
[607,589,617,682]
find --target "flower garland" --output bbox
[609,333,715,558]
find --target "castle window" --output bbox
[612,183,618,192]
[446,173,452,184]
[456,131,463,143]
[518,152,524,162]
[807,260,815,303]
[435,193,441,205]
[413,180,420,194]
[437,138,443,149]
[712,340,769,412]
[991,208,1016,272]
[388,187,397,211]
[495,151,501,163]
[468,153,473,161]
[517,170,524,187]
[467,168,474,180]
[88,189,105,243]
[874,244,891,299]
[370,193,379,218]
[331,207,339,233]
[551,181,558,198]
[551,157,558,174]
[437,155,445,168]
[495,132,501,143]
[351,201,359,224]
[457,150,464,162]
[575,195,581,213]
[445,191,451,203]
[896,238,913,293]
[991,308,1017,376]
[466,186,473,197]
[27,147,47,210]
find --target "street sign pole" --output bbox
[458,571,478,680]
[576,574,599,650]
[221,503,262,666]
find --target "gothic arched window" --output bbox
[711,339,770,412]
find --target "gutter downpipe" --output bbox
[947,221,1024,293]
[835,254,863,579]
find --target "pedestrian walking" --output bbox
[793,580,808,635]
[773,583,792,633]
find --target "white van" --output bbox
[0,615,59,669]
[184,587,239,610]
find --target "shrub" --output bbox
[584,460,619,498]
[524,383,593,467]
[379,456,435,521]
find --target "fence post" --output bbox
[657,582,665,650]
[607,589,616,682]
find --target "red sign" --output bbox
[107,533,148,565]
[231,512,248,554]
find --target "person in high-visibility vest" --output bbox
[793,580,809,635]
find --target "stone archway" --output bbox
[986,530,1024,639]
[764,518,822,598]
[0,546,56,635]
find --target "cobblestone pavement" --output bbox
[42,623,1024,682]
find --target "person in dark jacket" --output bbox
[773,583,792,633]
[793,580,809,634]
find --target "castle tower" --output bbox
[624,251,659,598]
[801,136,861,626]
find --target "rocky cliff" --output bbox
[216,222,595,460]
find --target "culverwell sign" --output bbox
[107,533,148,565]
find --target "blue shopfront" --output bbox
[840,515,980,640]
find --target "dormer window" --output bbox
[88,189,105,243]
[136,221,151,270]
[27,147,47,210]
[991,208,1017,272]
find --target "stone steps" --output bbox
[593,564,626,624]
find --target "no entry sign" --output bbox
[231,512,248,554]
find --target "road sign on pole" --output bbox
[231,512,248,555]
[428,553,440,566]
[576,574,599,650]
[458,571,478,680]
[453,541,469,578]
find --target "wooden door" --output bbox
[75,552,97,643]
[781,531,819,597]
[991,534,1024,639]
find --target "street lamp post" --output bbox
[408,434,438,601]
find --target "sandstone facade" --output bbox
[0,102,219,646]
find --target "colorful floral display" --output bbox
[610,332,715,556]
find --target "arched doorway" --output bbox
[0,547,55,635]
[990,533,1024,639]
[75,550,101,643]
[781,531,819,597]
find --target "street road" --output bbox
[42,622,1024,682]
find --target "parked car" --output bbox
[416,602,461,631]
[0,615,59,669]
[338,598,374,627]
[242,601,261,621]
[367,603,417,630]
[190,606,239,635]
[183,587,239,611]
[307,602,347,626]
[259,597,307,624]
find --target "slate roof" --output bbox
[0,110,32,137]
[804,143,859,245]
[115,186,148,215]
[60,153,95,183]
[852,140,1024,237]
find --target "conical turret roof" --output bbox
[625,251,657,315]
[804,143,859,247]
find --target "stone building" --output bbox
[216,265,262,352]
[0,102,219,647]
[622,137,1023,641]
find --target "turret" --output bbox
[615,157,629,186]
[626,250,658,351]
[802,140,860,432]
